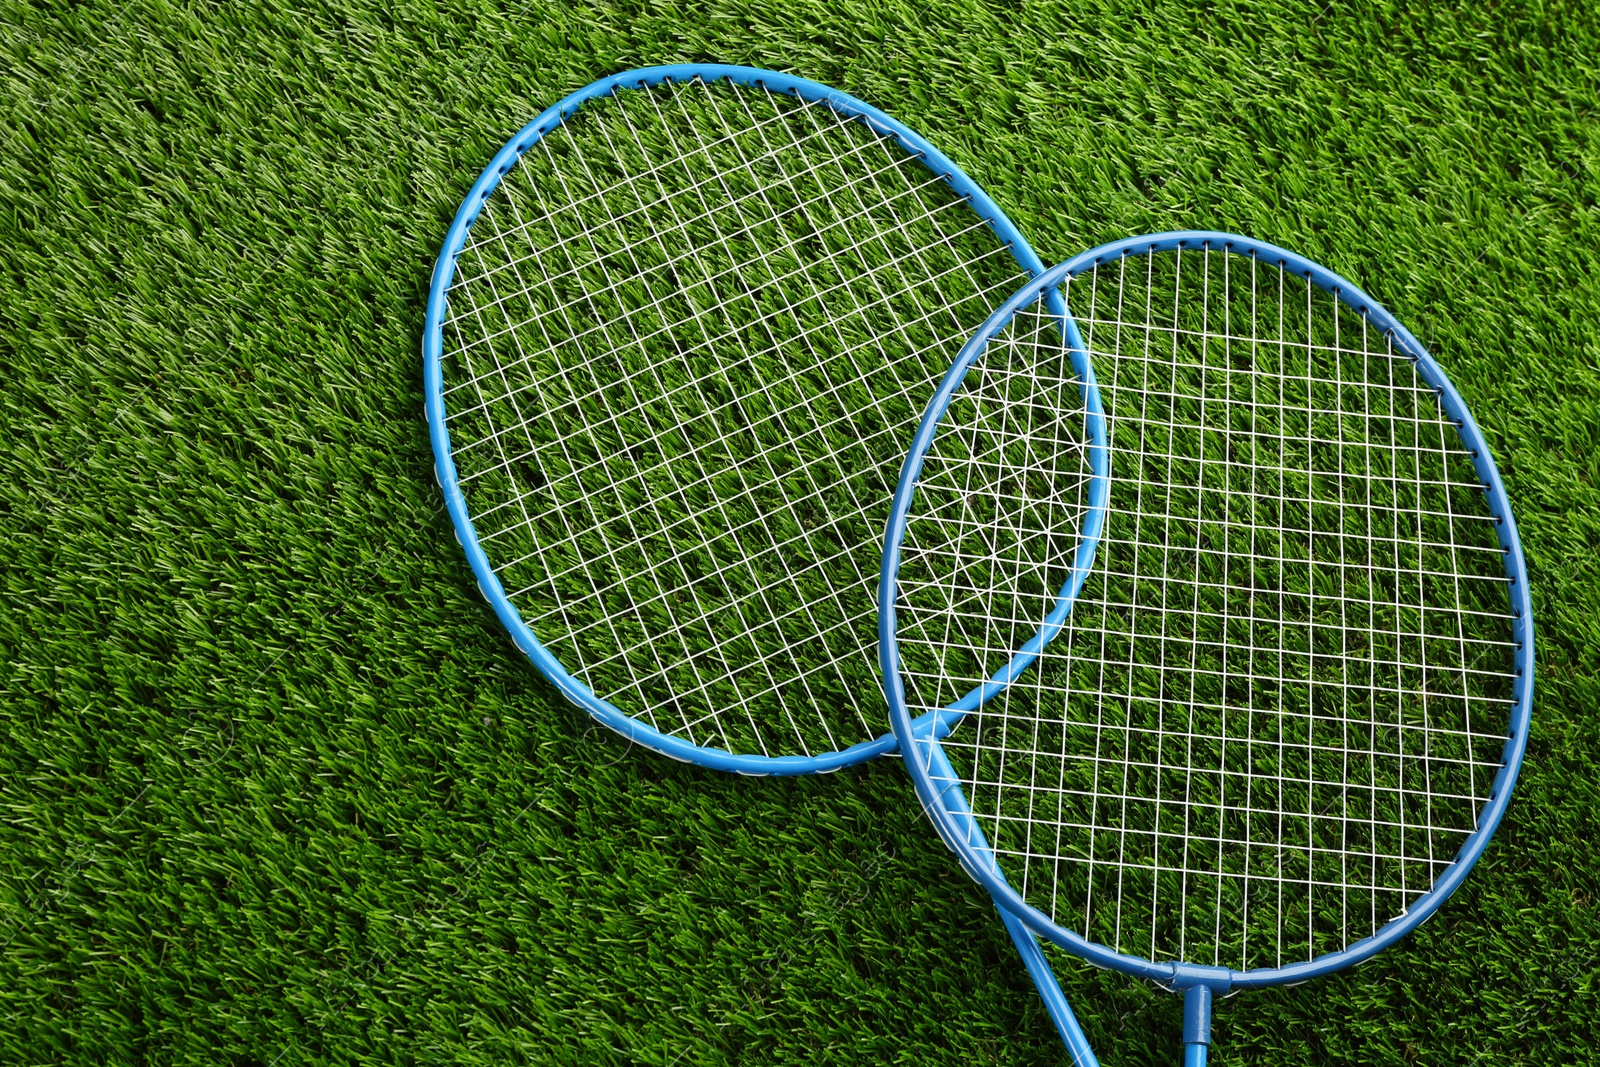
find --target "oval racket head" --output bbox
[424,65,1058,774]
[881,232,1533,989]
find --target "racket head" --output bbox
[424,65,1058,774]
[880,231,1534,988]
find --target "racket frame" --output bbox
[424,64,1079,774]
[879,230,1535,993]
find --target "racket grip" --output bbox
[997,905,1099,1067]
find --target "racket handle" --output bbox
[997,905,1099,1067]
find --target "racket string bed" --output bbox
[434,73,1030,759]
[892,242,1522,974]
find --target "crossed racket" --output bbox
[422,65,1533,1066]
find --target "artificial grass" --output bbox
[1,1,1597,1065]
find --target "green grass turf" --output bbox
[1,0,1597,1063]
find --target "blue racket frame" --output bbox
[879,231,1534,1058]
[424,64,1108,775]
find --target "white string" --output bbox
[437,76,1028,758]
[894,247,1518,972]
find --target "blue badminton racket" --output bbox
[422,65,1107,1060]
[880,232,1533,1064]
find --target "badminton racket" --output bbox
[422,64,1105,1060]
[880,231,1533,1064]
